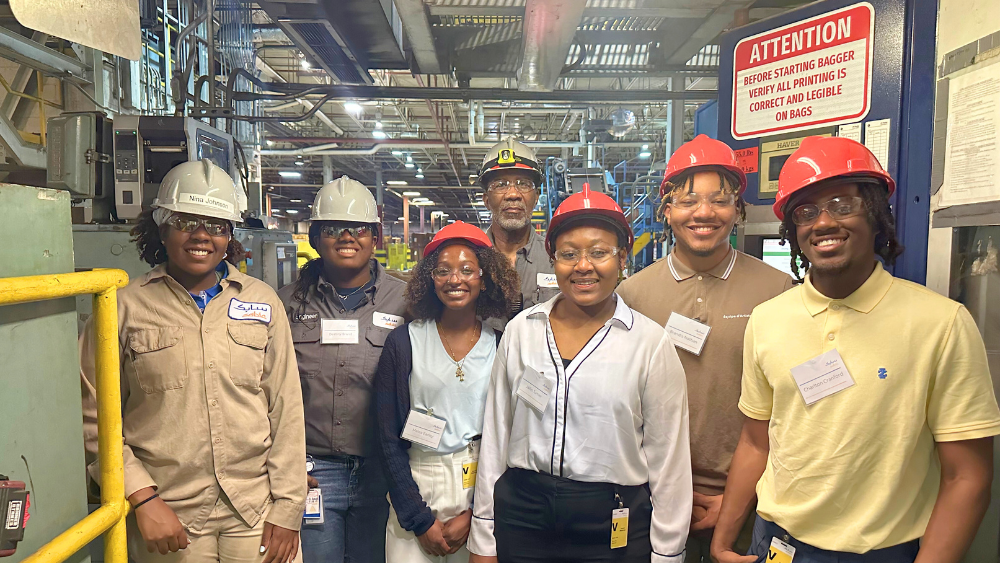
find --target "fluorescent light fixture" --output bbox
[386,180,408,186]
[392,150,403,156]
[414,201,434,206]
[375,121,383,129]
[290,199,302,203]
[294,160,305,166]
[642,144,649,150]
[404,162,415,168]
[639,151,652,158]
[286,209,299,214]
[471,201,485,206]
[406,155,413,163]
[372,130,387,139]
[448,219,455,223]
[266,139,274,146]
[397,216,406,221]
[440,213,449,217]
[343,102,362,114]
[402,191,421,196]
[301,59,310,70]
[415,174,424,179]
[278,171,301,178]
[411,197,429,202]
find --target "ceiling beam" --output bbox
[428,6,713,18]
[395,0,444,74]
[667,2,749,64]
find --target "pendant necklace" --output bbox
[439,322,480,382]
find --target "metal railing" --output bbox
[0,269,130,563]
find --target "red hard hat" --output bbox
[546,183,634,254]
[660,134,747,196]
[423,220,493,257]
[773,136,896,220]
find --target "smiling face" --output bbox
[160,214,230,278]
[665,170,739,259]
[792,182,876,277]
[483,169,540,231]
[314,222,376,272]
[433,244,483,311]
[552,224,627,309]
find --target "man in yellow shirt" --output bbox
[711,136,1000,563]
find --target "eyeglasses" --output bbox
[791,196,866,226]
[486,178,536,194]
[553,246,620,266]
[670,192,737,211]
[431,266,482,281]
[166,214,231,236]
[321,224,373,239]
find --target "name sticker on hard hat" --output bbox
[536,273,559,289]
[228,299,271,323]
[790,348,856,406]
[179,193,235,214]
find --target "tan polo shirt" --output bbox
[81,262,307,532]
[617,249,793,494]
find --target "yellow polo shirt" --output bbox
[740,262,1000,553]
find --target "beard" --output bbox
[492,202,530,230]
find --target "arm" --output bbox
[467,331,514,558]
[913,438,993,563]
[374,326,436,536]
[643,332,693,562]
[710,419,768,563]
[261,303,308,531]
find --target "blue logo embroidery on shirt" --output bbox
[878,367,888,380]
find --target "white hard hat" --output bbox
[311,175,379,223]
[478,136,543,187]
[153,160,243,222]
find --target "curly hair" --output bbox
[656,168,747,246]
[131,208,246,267]
[405,243,520,321]
[777,179,904,281]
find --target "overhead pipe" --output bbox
[260,142,445,156]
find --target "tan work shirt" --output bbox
[81,263,307,532]
[617,249,793,495]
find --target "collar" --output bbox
[667,247,737,281]
[487,226,546,263]
[141,261,246,289]
[316,259,382,301]
[801,262,893,316]
[526,293,635,331]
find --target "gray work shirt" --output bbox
[485,226,558,332]
[278,260,408,457]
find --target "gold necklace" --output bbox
[439,322,480,382]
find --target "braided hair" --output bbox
[777,180,904,281]
[656,168,747,246]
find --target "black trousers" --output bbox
[494,468,653,563]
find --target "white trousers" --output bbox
[385,445,477,563]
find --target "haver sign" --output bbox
[731,2,874,139]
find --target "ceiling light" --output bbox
[392,150,403,156]
[387,180,408,185]
[278,171,301,178]
[294,159,305,166]
[414,201,434,206]
[406,155,413,163]
[639,151,652,158]
[415,174,424,179]
[372,130,387,139]
[417,168,423,173]
[286,209,299,214]
[290,199,302,203]
[266,139,274,146]
[343,101,362,114]
[404,162,415,168]
[402,191,421,196]
[375,120,383,129]
[397,216,406,221]
[642,144,649,150]
[301,59,310,70]
[448,219,455,223]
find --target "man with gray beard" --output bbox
[478,137,557,331]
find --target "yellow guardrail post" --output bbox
[0,270,129,563]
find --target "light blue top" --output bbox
[408,319,496,454]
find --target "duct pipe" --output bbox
[260,142,445,156]
[253,28,289,43]
[477,102,485,138]
[468,102,480,146]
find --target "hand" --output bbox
[691,492,723,532]
[441,510,472,553]
[260,522,299,563]
[307,475,319,489]
[416,520,452,557]
[129,488,189,555]
[469,555,498,563]
[710,548,758,563]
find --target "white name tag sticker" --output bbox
[321,319,359,344]
[767,536,796,563]
[179,192,235,214]
[516,366,553,413]
[304,488,324,523]
[537,273,559,289]
[790,348,856,405]
[373,311,404,330]
[400,410,447,450]
[228,299,272,323]
[665,312,711,356]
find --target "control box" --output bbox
[0,477,28,557]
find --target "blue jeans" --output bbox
[747,517,919,563]
[301,455,389,563]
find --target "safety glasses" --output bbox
[486,178,536,194]
[553,246,619,266]
[431,266,482,281]
[166,213,231,236]
[320,224,374,239]
[791,196,866,226]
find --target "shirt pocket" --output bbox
[227,322,268,389]
[291,322,321,379]
[127,327,188,393]
[363,326,389,382]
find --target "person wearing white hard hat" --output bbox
[278,176,408,563]
[80,160,307,563]
[478,137,557,331]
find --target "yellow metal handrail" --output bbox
[0,270,130,563]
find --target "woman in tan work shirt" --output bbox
[81,161,306,563]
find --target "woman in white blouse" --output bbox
[468,184,692,563]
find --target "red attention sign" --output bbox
[731,2,874,140]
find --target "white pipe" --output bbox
[261,142,445,156]
[468,102,480,146]
[476,101,485,138]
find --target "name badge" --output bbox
[462,461,478,489]
[610,508,628,549]
[321,319,359,344]
[228,299,271,323]
[516,366,553,413]
[373,311,404,330]
[400,410,447,450]
[304,488,324,523]
[536,273,559,289]
[767,536,796,563]
[790,348,856,405]
[665,312,711,356]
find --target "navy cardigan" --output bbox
[373,322,500,536]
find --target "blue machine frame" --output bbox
[715,0,937,283]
